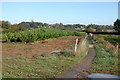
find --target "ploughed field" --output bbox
[2,36,79,58]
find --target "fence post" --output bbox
[115,44,119,55]
[75,38,78,53]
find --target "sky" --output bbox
[1,2,118,25]
[118,1,120,19]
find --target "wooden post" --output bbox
[115,44,119,54]
[75,38,78,53]
[82,36,87,45]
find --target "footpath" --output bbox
[56,38,96,78]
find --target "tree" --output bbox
[114,19,120,33]
[43,23,48,27]
[54,23,60,28]
[59,23,64,29]
[1,21,11,29]
[12,24,25,31]
[86,26,96,32]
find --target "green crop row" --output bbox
[2,27,85,42]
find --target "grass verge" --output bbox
[87,41,120,75]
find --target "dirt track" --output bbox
[56,39,96,78]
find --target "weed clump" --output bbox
[60,49,75,57]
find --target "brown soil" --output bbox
[2,36,79,58]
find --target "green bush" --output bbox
[2,28,85,42]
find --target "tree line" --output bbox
[1,19,120,33]
[86,19,120,33]
[1,21,86,33]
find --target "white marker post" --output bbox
[75,38,78,53]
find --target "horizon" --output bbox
[2,2,118,25]
[0,20,114,26]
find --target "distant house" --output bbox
[75,25,86,31]
[48,24,55,28]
